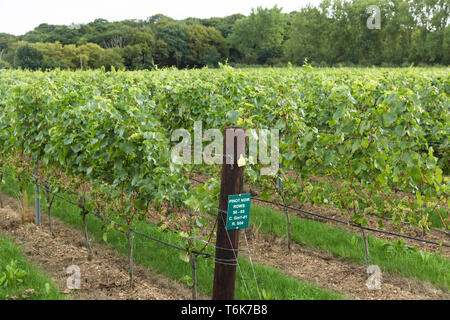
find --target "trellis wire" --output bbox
[243,230,262,300]
[218,212,251,299]
[252,197,450,248]
[0,168,212,258]
[1,168,448,252]
[190,175,449,248]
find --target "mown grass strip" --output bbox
[0,233,65,300]
[1,173,344,300]
[251,205,450,291]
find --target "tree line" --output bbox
[0,0,448,71]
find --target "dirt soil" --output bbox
[0,195,203,300]
[240,228,449,300]
[1,192,449,300]
[190,174,450,299]
[269,201,449,257]
[189,174,450,256]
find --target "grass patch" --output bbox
[0,233,65,300]
[1,170,344,300]
[251,205,450,291]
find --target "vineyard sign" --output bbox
[226,193,251,230]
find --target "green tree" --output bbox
[121,28,156,70]
[122,44,154,70]
[0,60,11,69]
[185,25,227,67]
[61,44,79,69]
[0,33,15,52]
[23,23,83,45]
[153,39,169,67]
[146,14,175,25]
[78,42,104,69]
[228,6,285,64]
[284,5,328,65]
[156,24,189,67]
[201,14,246,38]
[97,48,124,70]
[1,2,449,68]
[32,42,66,69]
[443,25,450,64]
[16,45,44,70]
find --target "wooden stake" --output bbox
[212,127,246,300]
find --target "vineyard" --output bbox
[0,65,448,300]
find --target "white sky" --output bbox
[0,0,321,36]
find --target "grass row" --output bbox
[1,172,344,300]
[251,205,450,291]
[0,233,65,300]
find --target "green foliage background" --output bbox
[0,0,449,70]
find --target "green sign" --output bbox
[226,193,251,230]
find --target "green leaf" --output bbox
[351,140,360,154]
[435,167,443,184]
[416,191,423,207]
[227,110,240,123]
[409,166,422,184]
[181,274,193,287]
[383,112,397,126]
[119,142,134,155]
[133,199,147,211]
[402,151,414,167]
[261,190,270,201]
[179,253,189,263]
[45,283,51,295]
[179,231,189,239]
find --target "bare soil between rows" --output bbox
[0,193,449,300]
[190,174,450,256]
[0,195,202,300]
[242,228,449,300]
[264,200,449,257]
[190,174,450,300]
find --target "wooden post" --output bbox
[34,160,40,226]
[212,126,246,300]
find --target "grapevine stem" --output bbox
[190,253,198,300]
[45,187,56,237]
[127,230,134,289]
[82,209,93,261]
[0,173,3,208]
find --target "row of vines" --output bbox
[0,65,448,290]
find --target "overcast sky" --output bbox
[0,0,322,36]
